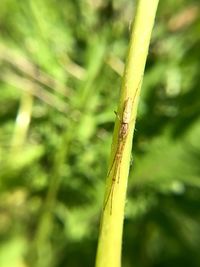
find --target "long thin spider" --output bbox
[103,82,141,214]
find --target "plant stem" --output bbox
[95,1,160,267]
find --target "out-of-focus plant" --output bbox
[0,1,200,267]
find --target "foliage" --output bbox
[0,1,200,267]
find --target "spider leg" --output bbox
[103,177,116,212]
[103,155,119,213]
[107,147,118,178]
[109,182,115,215]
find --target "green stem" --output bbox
[95,1,160,267]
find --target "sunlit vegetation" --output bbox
[0,1,200,267]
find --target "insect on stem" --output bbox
[103,81,141,214]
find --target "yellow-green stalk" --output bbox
[95,1,160,267]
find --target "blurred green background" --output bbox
[0,0,200,267]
